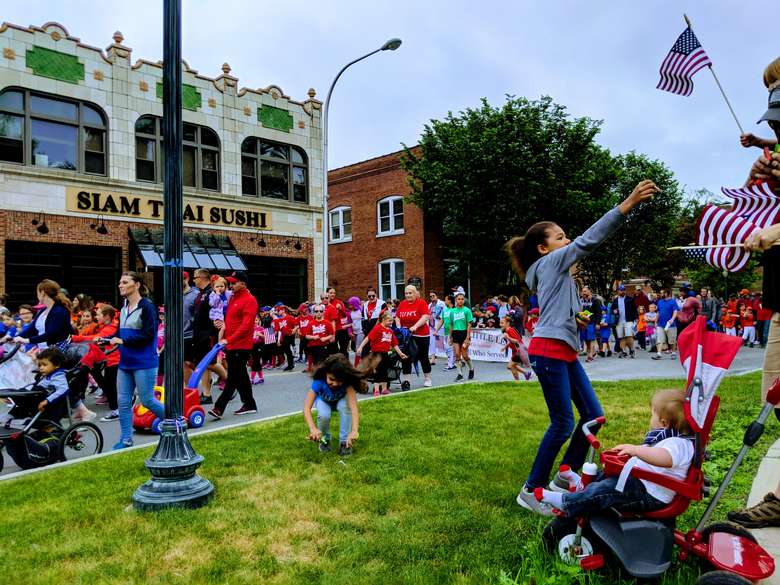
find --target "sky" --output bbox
[3,1,778,198]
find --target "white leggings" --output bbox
[742,326,756,344]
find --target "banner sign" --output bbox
[433,328,509,362]
[66,187,271,230]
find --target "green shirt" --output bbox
[440,307,454,334]
[448,307,473,331]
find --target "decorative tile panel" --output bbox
[156,82,202,111]
[26,46,84,84]
[258,105,293,132]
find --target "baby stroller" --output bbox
[542,317,776,583]
[392,326,418,391]
[0,342,104,473]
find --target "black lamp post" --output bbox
[132,0,214,511]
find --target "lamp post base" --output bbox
[132,418,214,511]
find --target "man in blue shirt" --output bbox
[652,288,679,360]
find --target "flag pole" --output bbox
[668,242,780,250]
[684,13,744,134]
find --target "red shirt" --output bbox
[307,319,335,347]
[528,337,578,362]
[273,314,299,337]
[366,300,378,318]
[367,323,398,353]
[325,299,349,332]
[741,310,755,328]
[396,298,431,336]
[224,287,259,350]
[298,316,312,336]
[72,322,120,368]
[504,327,524,357]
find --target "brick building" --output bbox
[0,21,326,308]
[327,148,463,302]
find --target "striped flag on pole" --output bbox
[695,204,760,271]
[657,27,712,96]
[720,182,780,228]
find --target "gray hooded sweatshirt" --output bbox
[525,207,626,352]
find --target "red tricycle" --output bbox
[132,385,206,434]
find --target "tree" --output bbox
[402,95,684,298]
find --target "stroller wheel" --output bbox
[695,570,752,585]
[401,381,411,392]
[59,421,103,461]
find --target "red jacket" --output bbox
[72,322,120,368]
[225,287,259,350]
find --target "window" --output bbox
[378,259,405,301]
[241,137,308,203]
[0,88,107,174]
[135,116,220,191]
[329,206,352,243]
[377,195,404,236]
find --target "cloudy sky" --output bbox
[3,1,777,197]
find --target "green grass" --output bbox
[0,372,771,584]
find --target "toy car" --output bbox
[132,385,206,433]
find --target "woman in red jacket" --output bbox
[209,272,259,419]
[395,285,433,390]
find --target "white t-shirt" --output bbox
[634,437,694,503]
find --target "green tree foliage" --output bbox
[401,96,684,298]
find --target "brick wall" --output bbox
[327,148,443,301]
[0,210,314,298]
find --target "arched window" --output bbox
[329,206,352,243]
[377,195,404,236]
[135,116,220,191]
[241,137,308,203]
[0,87,107,175]
[378,258,405,301]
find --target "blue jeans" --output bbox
[561,473,665,517]
[315,397,351,443]
[117,367,164,444]
[526,355,604,488]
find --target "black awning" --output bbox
[129,228,247,271]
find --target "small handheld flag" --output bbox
[657,26,711,96]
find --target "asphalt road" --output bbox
[0,345,765,477]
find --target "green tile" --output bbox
[26,46,84,84]
[156,82,202,111]
[258,105,293,132]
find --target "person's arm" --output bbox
[302,390,321,441]
[392,342,407,360]
[740,133,777,149]
[745,222,780,252]
[355,330,370,354]
[226,297,258,347]
[410,314,428,333]
[42,372,70,405]
[613,443,673,467]
[28,306,71,344]
[464,312,472,347]
[346,387,359,447]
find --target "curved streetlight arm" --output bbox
[321,46,386,290]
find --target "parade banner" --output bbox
[434,328,509,362]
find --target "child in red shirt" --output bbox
[356,311,407,396]
[306,305,335,366]
[501,316,532,381]
[740,307,756,346]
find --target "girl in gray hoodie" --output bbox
[506,179,658,515]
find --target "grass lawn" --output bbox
[0,372,772,585]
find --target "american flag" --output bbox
[720,182,780,228]
[696,204,760,272]
[657,27,712,96]
[682,247,707,262]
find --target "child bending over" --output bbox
[535,388,694,517]
[303,354,366,456]
[500,316,532,381]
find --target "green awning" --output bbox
[129,228,247,271]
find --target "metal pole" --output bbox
[133,0,214,511]
[684,14,744,134]
[321,39,401,291]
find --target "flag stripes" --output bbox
[695,205,759,272]
[657,27,712,96]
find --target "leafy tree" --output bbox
[402,96,684,298]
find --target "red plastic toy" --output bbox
[132,385,206,433]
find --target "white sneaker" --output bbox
[73,408,97,423]
[423,379,432,387]
[516,486,553,516]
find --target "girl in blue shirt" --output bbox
[303,354,367,456]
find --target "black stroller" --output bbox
[0,343,104,472]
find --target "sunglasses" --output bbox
[367,294,376,298]
[314,310,324,313]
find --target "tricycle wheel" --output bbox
[700,522,757,544]
[188,409,205,428]
[541,516,579,553]
[695,570,752,585]
[151,418,161,434]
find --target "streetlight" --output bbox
[321,37,402,290]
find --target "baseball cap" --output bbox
[739,288,750,296]
[758,84,780,124]
[617,285,625,291]
[228,271,249,285]
[261,305,271,312]
[452,286,465,295]
[182,271,190,280]
[274,301,284,307]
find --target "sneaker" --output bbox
[629,351,635,359]
[319,439,331,453]
[200,394,213,405]
[401,381,411,392]
[100,411,119,422]
[234,405,258,416]
[516,486,553,516]
[373,388,380,397]
[670,352,677,359]
[208,408,223,420]
[283,365,295,372]
[112,439,133,450]
[618,352,626,359]
[651,354,662,360]
[455,374,464,382]
[95,396,108,406]
[728,493,780,528]
[468,369,475,380]
[442,365,456,371]
[523,370,533,381]
[607,350,613,357]
[73,408,97,423]
[339,442,353,456]
[597,351,605,358]
[423,379,432,387]
[381,388,391,395]
[548,472,571,493]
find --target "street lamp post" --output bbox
[132,0,214,511]
[321,38,402,289]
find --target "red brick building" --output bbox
[327,148,454,302]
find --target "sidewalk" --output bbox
[750,436,780,584]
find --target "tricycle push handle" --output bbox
[582,416,606,450]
